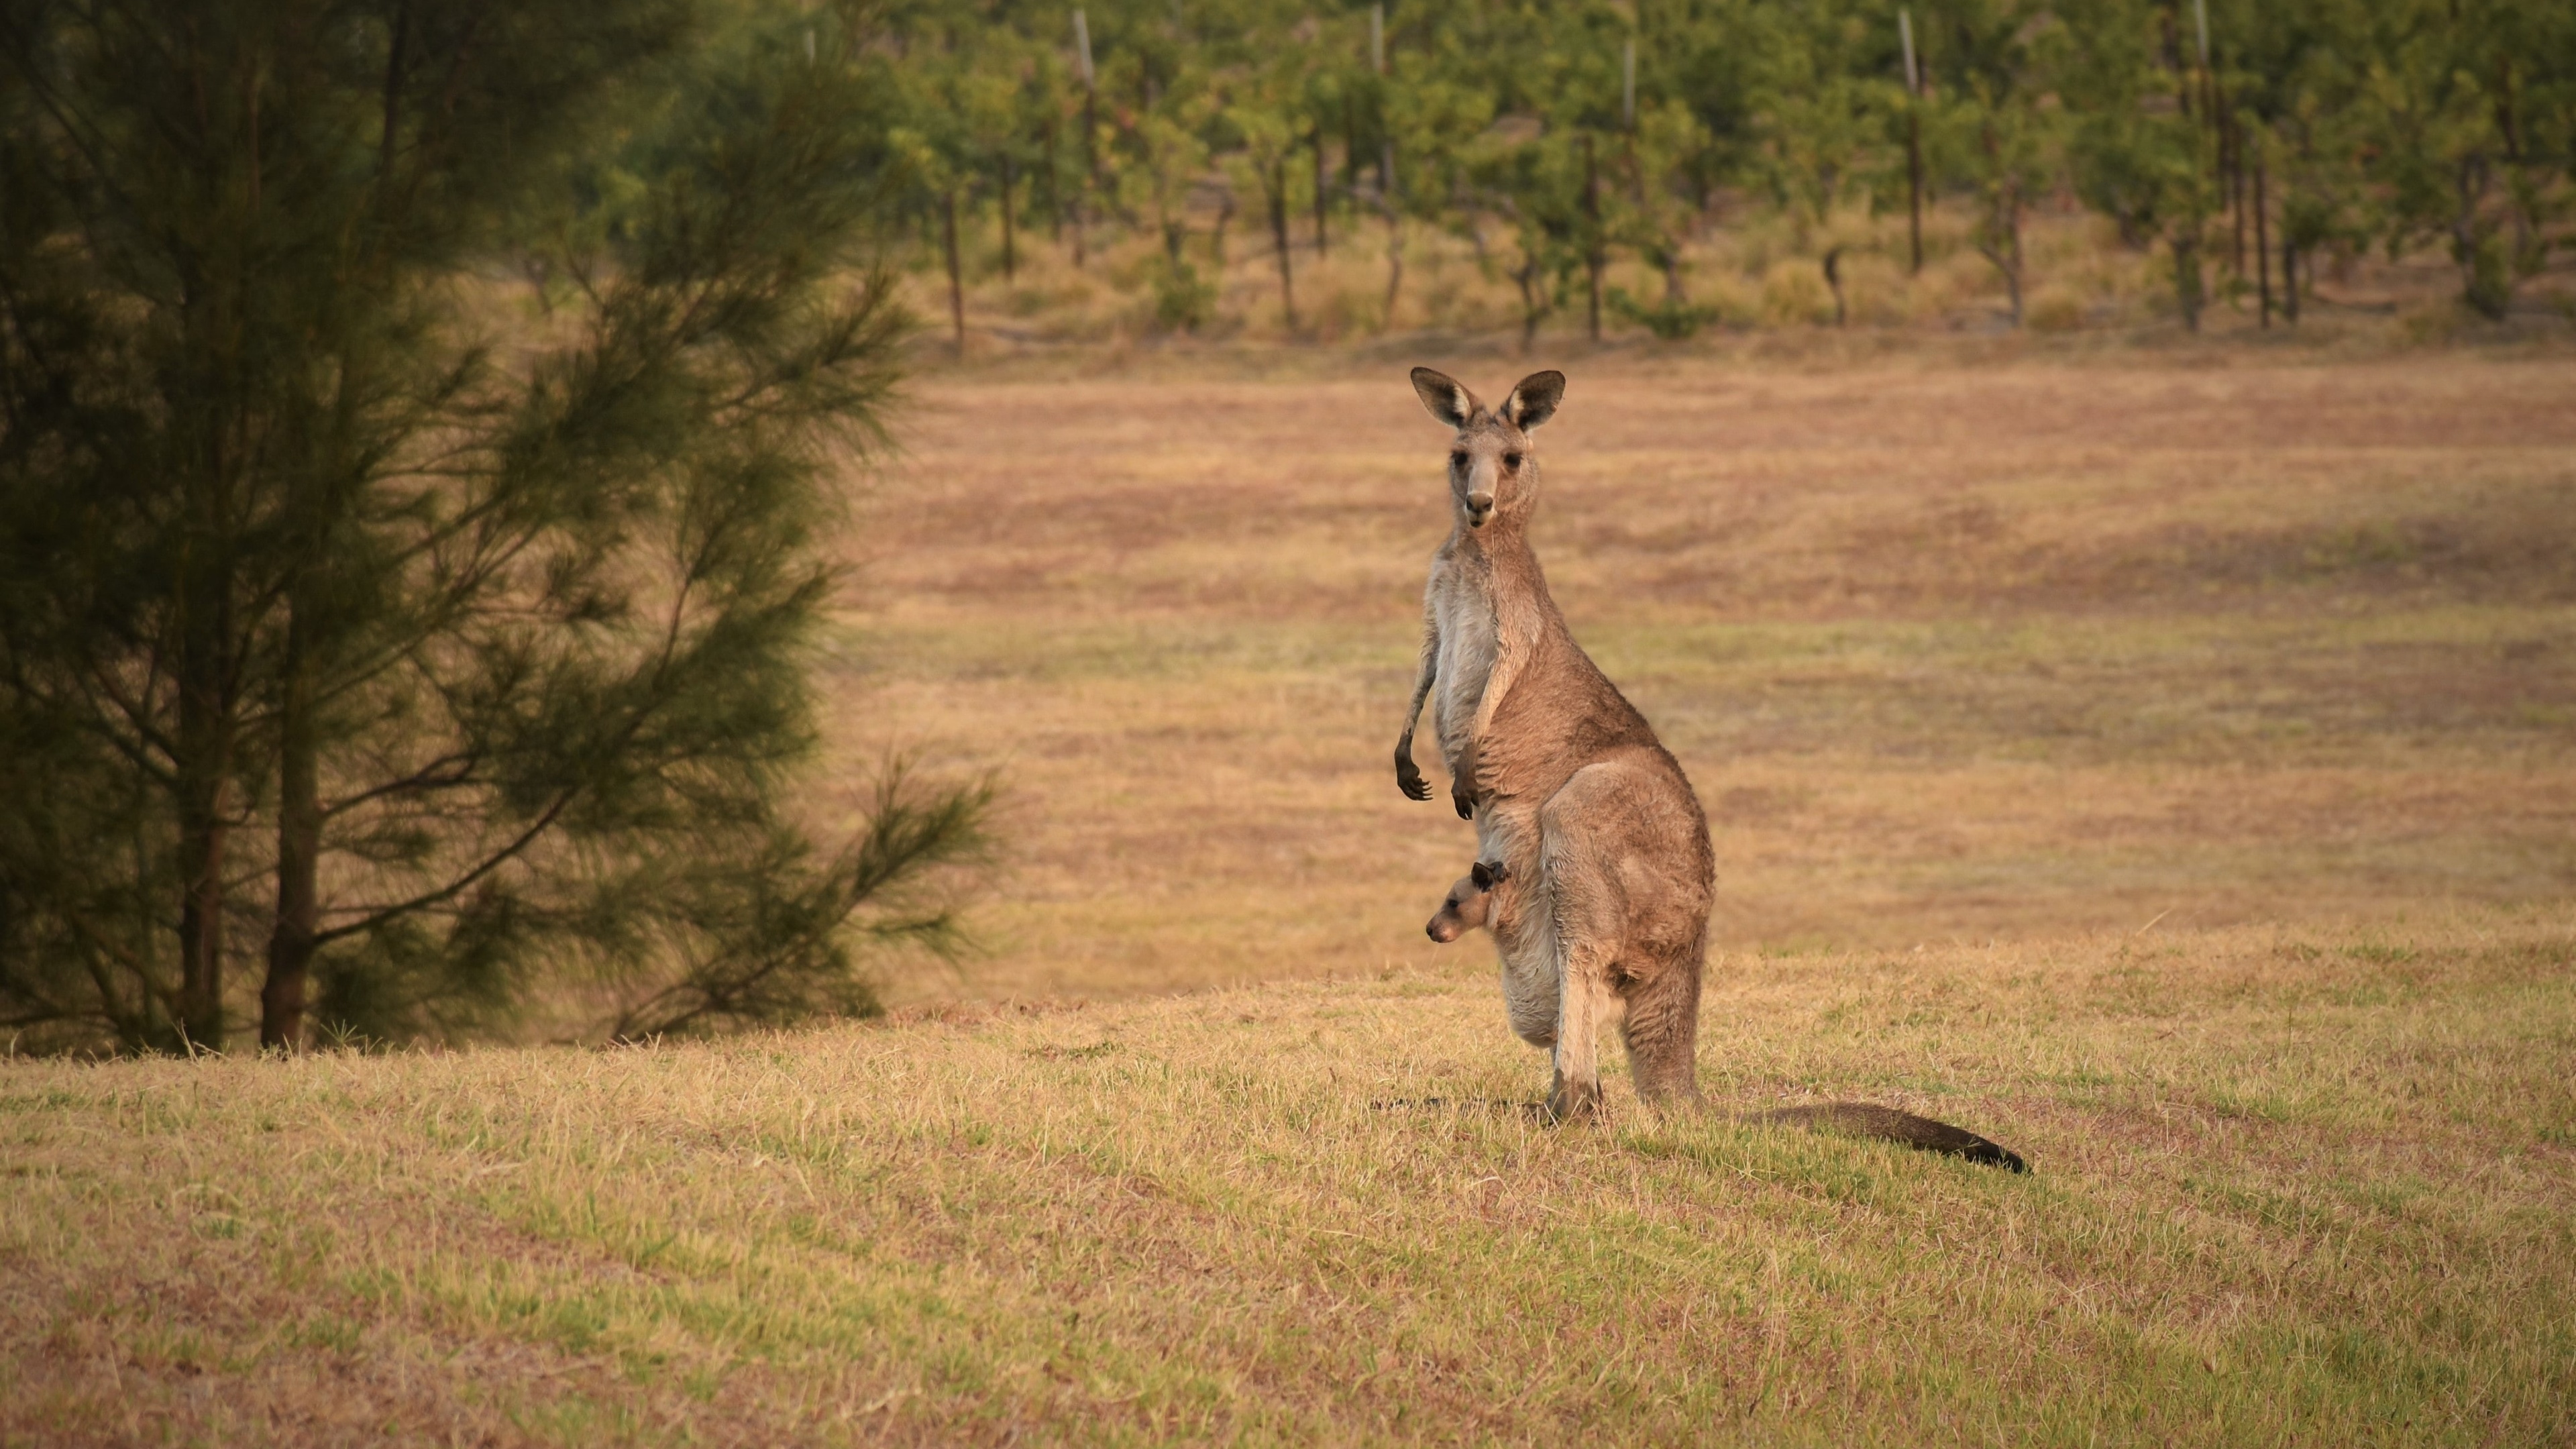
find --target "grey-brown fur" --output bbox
[1421,865,2027,1171]
[1395,366,1713,1121]
[1395,368,2025,1171]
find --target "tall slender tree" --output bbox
[0,0,989,1053]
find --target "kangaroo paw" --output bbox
[1395,751,1433,802]
[1544,1081,1602,1124]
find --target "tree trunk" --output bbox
[1000,155,1017,283]
[1380,138,1402,325]
[2174,229,2203,332]
[2227,109,2247,277]
[2253,151,2271,329]
[173,588,233,1053]
[1075,90,1096,269]
[2004,206,2023,327]
[1906,111,1925,276]
[1823,247,1846,327]
[1270,160,1296,329]
[1041,115,1062,243]
[942,189,965,354]
[1311,125,1329,256]
[1582,133,1603,342]
[1342,95,1359,202]
[1516,250,1546,354]
[2282,236,2300,324]
[260,606,319,1051]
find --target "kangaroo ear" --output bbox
[1410,367,1483,429]
[1501,371,1565,431]
[1471,860,1507,890]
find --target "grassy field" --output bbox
[6,915,2573,1444]
[834,351,2575,1002]
[7,351,2575,1443]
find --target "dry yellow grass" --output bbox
[830,353,2575,1002]
[935,201,2576,353]
[7,915,2573,1444]
[7,352,2573,1444]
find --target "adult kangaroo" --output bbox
[1393,366,1713,1122]
[1391,367,2025,1169]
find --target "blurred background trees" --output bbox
[839,0,2571,340]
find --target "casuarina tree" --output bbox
[0,0,989,1054]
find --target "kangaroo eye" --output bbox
[1450,451,1468,470]
[1503,453,1523,470]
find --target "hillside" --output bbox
[7,914,2573,1444]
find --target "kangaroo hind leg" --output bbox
[1546,939,1617,1122]
[1619,956,1703,1108]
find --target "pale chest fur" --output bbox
[1426,552,1499,763]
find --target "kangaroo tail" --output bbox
[1758,1102,2028,1173]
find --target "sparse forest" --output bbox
[857,0,2576,343]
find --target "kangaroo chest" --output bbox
[1428,560,1499,759]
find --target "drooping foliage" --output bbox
[0,0,989,1053]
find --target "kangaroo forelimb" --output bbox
[1395,610,1439,802]
[1395,737,1432,802]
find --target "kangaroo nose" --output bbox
[1426,918,1453,943]
[1465,493,1493,525]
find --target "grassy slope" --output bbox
[9,354,2575,1443]
[7,916,2574,1445]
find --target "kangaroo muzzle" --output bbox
[1464,491,1494,526]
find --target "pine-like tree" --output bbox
[0,0,987,1053]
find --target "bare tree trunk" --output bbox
[1906,111,1925,275]
[1000,156,1017,283]
[1380,138,1402,325]
[2254,150,2271,328]
[1823,246,1847,327]
[174,584,233,1052]
[2227,109,2247,276]
[2282,235,2299,324]
[1041,114,1063,244]
[942,189,965,354]
[1075,89,1097,270]
[1515,250,1546,353]
[1311,125,1329,256]
[1582,133,1603,342]
[1269,159,1296,329]
[1379,201,1403,327]
[2174,229,2203,332]
[260,606,319,1051]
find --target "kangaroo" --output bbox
[1393,366,1714,1122]
[1391,368,2026,1170]
[1422,863,2027,1171]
